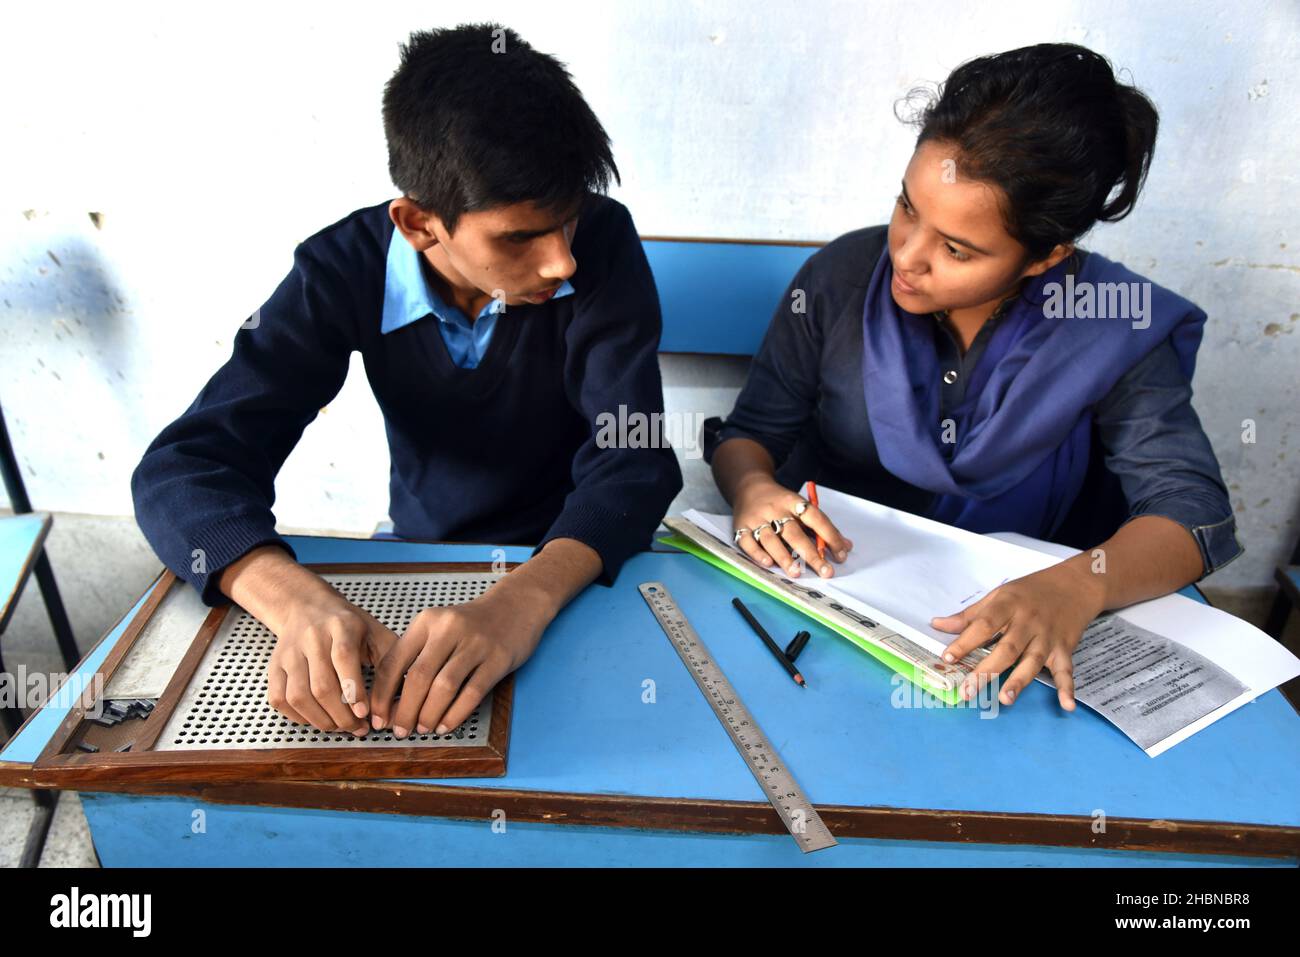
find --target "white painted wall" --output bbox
[1,0,1295,589]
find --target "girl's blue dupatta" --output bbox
[861,246,1207,537]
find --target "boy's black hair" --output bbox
[901,43,1159,260]
[382,23,620,233]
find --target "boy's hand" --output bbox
[219,545,400,735]
[265,591,400,735]
[368,581,551,737]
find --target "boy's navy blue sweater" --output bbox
[131,194,683,606]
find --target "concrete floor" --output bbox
[1,511,162,867]
[0,790,98,868]
[1,510,1296,867]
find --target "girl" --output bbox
[707,44,1242,711]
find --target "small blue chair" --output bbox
[0,399,82,867]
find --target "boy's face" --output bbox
[390,197,579,307]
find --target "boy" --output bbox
[131,24,682,740]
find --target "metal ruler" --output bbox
[639,582,837,853]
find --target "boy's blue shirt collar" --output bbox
[381,226,574,335]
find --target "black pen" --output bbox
[732,597,806,687]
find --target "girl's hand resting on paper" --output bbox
[930,560,1106,711]
[731,476,854,579]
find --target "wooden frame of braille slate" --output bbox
[30,564,515,787]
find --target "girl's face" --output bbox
[887,140,1064,315]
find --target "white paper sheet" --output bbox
[991,531,1300,756]
[685,486,1300,756]
[687,485,1063,651]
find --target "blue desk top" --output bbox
[0,511,51,629]
[5,536,1299,829]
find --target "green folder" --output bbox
[657,532,962,705]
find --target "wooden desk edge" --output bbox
[0,761,1293,860]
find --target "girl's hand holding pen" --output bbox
[730,476,853,578]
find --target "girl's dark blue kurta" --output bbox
[706,225,1241,580]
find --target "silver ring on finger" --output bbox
[752,525,767,542]
[733,527,751,544]
[770,516,792,535]
[793,498,811,517]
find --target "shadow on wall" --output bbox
[1,211,140,496]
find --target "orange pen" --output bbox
[805,481,825,561]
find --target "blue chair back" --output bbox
[643,237,821,355]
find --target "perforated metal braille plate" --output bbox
[153,571,503,751]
